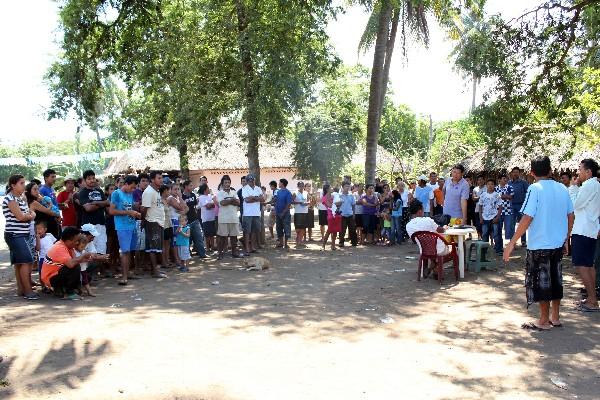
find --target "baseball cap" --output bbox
[80,224,100,237]
[418,175,428,181]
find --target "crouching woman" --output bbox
[41,227,93,300]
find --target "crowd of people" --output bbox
[3,157,600,325]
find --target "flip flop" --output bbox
[118,281,128,286]
[549,321,563,327]
[578,304,600,313]
[521,322,552,331]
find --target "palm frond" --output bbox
[358,2,382,54]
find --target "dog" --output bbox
[242,256,272,271]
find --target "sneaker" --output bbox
[23,292,40,300]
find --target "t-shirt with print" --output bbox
[406,217,446,255]
[242,185,262,217]
[199,194,217,222]
[141,185,165,227]
[495,185,514,215]
[78,187,107,225]
[111,189,136,231]
[478,191,502,221]
[182,191,199,223]
[217,189,239,224]
[521,179,573,250]
[41,240,75,286]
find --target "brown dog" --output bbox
[242,256,272,271]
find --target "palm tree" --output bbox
[360,0,430,185]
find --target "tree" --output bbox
[359,0,483,184]
[453,0,600,154]
[294,66,370,182]
[427,118,484,172]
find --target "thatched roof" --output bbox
[463,144,600,173]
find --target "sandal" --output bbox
[578,303,600,313]
[521,322,552,331]
[549,321,563,327]
[23,292,40,300]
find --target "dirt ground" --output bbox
[1,229,599,400]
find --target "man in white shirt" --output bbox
[571,159,600,312]
[216,175,241,259]
[426,172,439,191]
[406,199,450,257]
[141,171,167,278]
[241,174,264,254]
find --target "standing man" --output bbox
[472,175,486,239]
[504,156,574,331]
[509,167,529,247]
[109,175,141,285]
[571,159,600,312]
[182,180,207,259]
[427,172,439,191]
[241,174,263,254]
[57,178,77,229]
[237,176,247,223]
[442,164,470,224]
[79,170,109,255]
[495,174,515,255]
[414,175,434,217]
[216,175,241,259]
[275,178,293,250]
[432,177,445,216]
[40,168,61,237]
[141,171,167,278]
[339,181,357,247]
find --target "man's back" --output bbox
[521,180,573,250]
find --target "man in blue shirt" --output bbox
[509,167,529,246]
[109,175,142,285]
[275,178,293,250]
[39,168,61,237]
[338,181,357,247]
[504,156,574,331]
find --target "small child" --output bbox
[41,196,61,216]
[175,215,191,272]
[74,235,95,297]
[380,211,392,245]
[36,220,56,286]
[77,227,110,295]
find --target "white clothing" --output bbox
[142,186,165,227]
[199,194,217,222]
[568,185,580,204]
[167,195,184,220]
[217,189,239,224]
[406,216,449,255]
[294,191,309,214]
[75,241,97,272]
[427,182,439,191]
[242,185,263,217]
[39,233,57,260]
[572,178,600,239]
[400,190,409,208]
[317,190,327,211]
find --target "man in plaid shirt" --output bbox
[494,173,514,255]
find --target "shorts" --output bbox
[117,230,137,253]
[90,224,107,254]
[4,232,34,264]
[355,214,363,228]
[571,234,597,267]
[525,248,563,307]
[164,226,173,241]
[318,210,328,226]
[145,222,163,253]
[362,214,377,235]
[307,208,315,228]
[242,216,261,234]
[294,213,310,229]
[217,223,239,237]
[202,220,217,237]
[135,220,145,251]
[177,245,191,261]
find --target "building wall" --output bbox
[189,168,310,193]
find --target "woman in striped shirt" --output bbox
[3,174,38,300]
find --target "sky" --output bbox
[0,0,540,149]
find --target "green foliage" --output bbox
[0,165,43,185]
[428,118,485,173]
[294,66,369,182]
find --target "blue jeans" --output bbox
[494,214,513,253]
[276,212,291,239]
[189,220,206,257]
[481,219,498,245]
[512,203,527,244]
[391,216,403,243]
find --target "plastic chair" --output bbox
[411,231,459,284]
[467,241,493,272]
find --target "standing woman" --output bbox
[198,183,218,253]
[167,184,188,266]
[361,184,380,244]
[3,175,38,300]
[321,184,342,250]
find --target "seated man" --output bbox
[406,199,450,257]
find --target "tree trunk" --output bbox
[235,0,261,186]
[178,142,189,179]
[378,7,400,115]
[471,74,477,112]
[364,0,392,185]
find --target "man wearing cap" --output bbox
[414,175,434,217]
[241,174,264,254]
[57,178,77,229]
[109,175,142,285]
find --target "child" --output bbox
[380,211,392,245]
[74,235,94,297]
[80,224,110,292]
[175,215,191,272]
[391,190,403,244]
[478,179,502,256]
[36,221,56,287]
[41,195,61,216]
